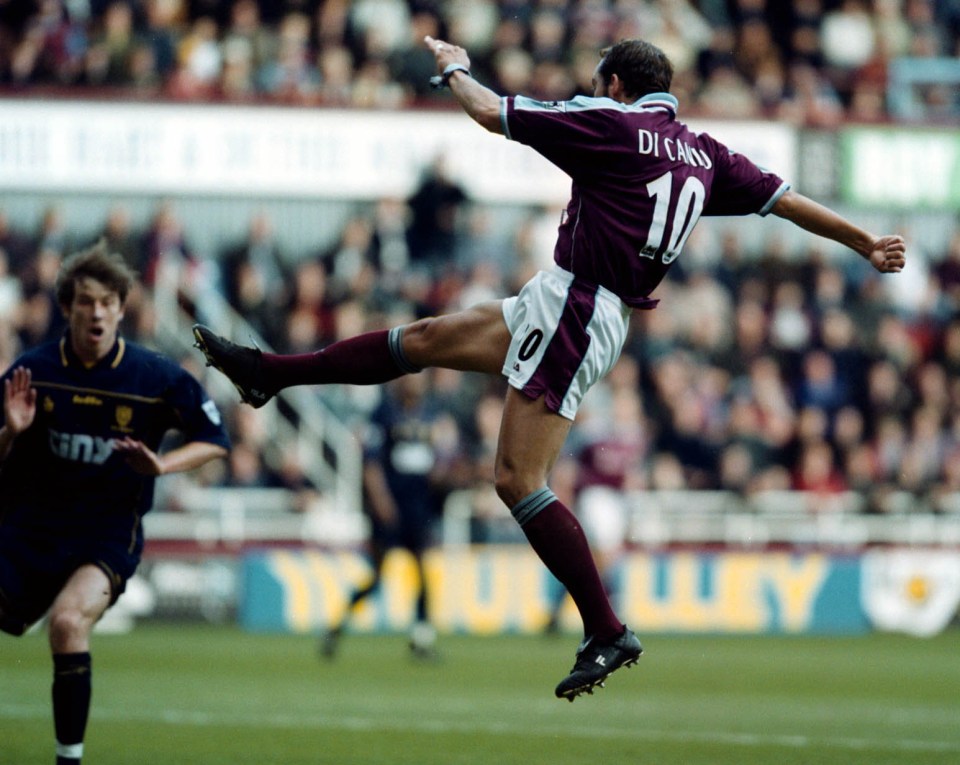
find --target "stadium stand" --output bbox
[2,1,960,551]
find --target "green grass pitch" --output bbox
[2,624,958,765]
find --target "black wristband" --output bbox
[430,63,471,90]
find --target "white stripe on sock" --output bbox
[56,741,84,758]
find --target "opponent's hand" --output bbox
[3,367,37,435]
[866,235,906,273]
[424,35,470,73]
[113,436,164,475]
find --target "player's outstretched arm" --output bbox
[0,367,37,461]
[425,35,503,135]
[771,190,906,273]
[113,436,227,476]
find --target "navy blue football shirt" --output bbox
[0,334,229,548]
[502,92,790,308]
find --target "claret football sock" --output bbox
[511,491,623,641]
[261,327,420,390]
[52,652,91,765]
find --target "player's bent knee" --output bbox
[399,318,437,365]
[494,471,541,511]
[47,609,91,643]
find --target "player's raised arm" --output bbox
[425,36,503,135]
[0,367,37,461]
[771,189,906,273]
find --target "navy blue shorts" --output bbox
[0,524,140,635]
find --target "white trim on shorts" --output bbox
[500,267,632,420]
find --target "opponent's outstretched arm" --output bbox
[772,190,906,273]
[425,36,503,135]
[113,436,227,476]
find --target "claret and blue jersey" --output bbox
[502,92,790,308]
[0,334,229,546]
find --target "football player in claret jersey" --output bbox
[0,241,229,765]
[193,38,906,701]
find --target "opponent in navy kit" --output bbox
[193,38,906,701]
[321,373,442,660]
[0,241,229,765]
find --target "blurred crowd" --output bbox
[1,0,958,123]
[3,167,960,519]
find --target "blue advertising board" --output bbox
[240,547,869,635]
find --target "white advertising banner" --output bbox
[0,101,796,204]
[861,548,960,637]
[841,127,960,209]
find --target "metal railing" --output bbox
[440,488,960,549]
[150,250,363,517]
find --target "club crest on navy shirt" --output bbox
[114,405,134,432]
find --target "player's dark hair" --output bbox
[56,239,137,307]
[598,40,673,99]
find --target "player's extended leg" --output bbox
[192,302,510,408]
[495,389,641,701]
[46,565,112,765]
[495,389,620,638]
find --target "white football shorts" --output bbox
[501,267,632,420]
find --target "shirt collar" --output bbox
[633,92,678,114]
[60,333,126,370]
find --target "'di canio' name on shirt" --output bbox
[638,129,714,169]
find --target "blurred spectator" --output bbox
[279,260,336,354]
[32,204,70,259]
[256,12,318,102]
[796,348,849,417]
[99,204,142,270]
[388,9,444,100]
[220,212,287,319]
[140,201,191,286]
[0,247,22,323]
[696,63,761,118]
[319,212,378,302]
[864,358,914,425]
[933,229,960,303]
[11,0,88,85]
[141,0,181,80]
[349,0,411,62]
[315,43,354,104]
[84,1,137,87]
[792,438,847,496]
[405,155,468,268]
[0,210,33,279]
[166,15,221,100]
[139,201,219,326]
[350,55,405,108]
[16,247,64,348]
[222,0,276,77]
[223,440,273,488]
[779,61,844,127]
[820,0,876,102]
